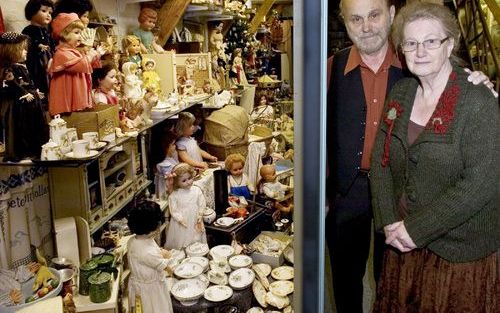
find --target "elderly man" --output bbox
[325,0,494,312]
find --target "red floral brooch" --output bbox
[426,71,459,134]
[381,100,403,167]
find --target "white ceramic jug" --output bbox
[41,140,62,160]
[49,114,68,145]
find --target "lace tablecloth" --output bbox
[193,166,220,210]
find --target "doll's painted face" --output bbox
[99,69,118,91]
[259,96,267,106]
[141,17,156,31]
[80,11,90,27]
[229,161,244,177]
[177,172,194,189]
[144,61,154,71]
[182,122,195,137]
[128,42,141,56]
[32,5,53,27]
[66,27,82,48]
[19,43,28,63]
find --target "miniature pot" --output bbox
[203,208,216,224]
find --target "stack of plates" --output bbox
[228,254,253,270]
[228,268,255,290]
[186,242,209,257]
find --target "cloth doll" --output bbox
[175,111,217,170]
[121,35,142,69]
[0,32,49,162]
[48,13,100,116]
[22,0,56,99]
[165,163,207,250]
[225,153,253,199]
[132,7,164,54]
[155,130,179,200]
[92,62,118,105]
[127,201,174,313]
[122,61,144,101]
[142,58,161,95]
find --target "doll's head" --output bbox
[225,153,246,177]
[138,7,157,31]
[142,58,156,71]
[122,62,138,77]
[122,35,141,57]
[92,62,117,90]
[172,163,196,190]
[54,0,93,27]
[127,200,165,235]
[233,48,242,57]
[260,164,276,183]
[175,112,195,137]
[51,13,84,44]
[0,32,29,67]
[161,129,178,159]
[25,0,54,26]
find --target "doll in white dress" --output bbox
[122,61,143,101]
[127,201,173,313]
[165,163,207,250]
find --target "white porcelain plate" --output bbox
[210,245,235,260]
[253,263,272,277]
[246,307,264,313]
[269,280,294,297]
[228,268,255,290]
[64,150,99,159]
[181,257,209,272]
[228,254,253,269]
[214,217,235,227]
[186,242,209,257]
[170,278,206,305]
[204,285,233,302]
[174,262,204,279]
[271,266,294,280]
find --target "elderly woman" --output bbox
[370,2,499,312]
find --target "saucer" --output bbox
[90,141,107,150]
[64,150,99,159]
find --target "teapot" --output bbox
[203,208,216,224]
[41,140,62,160]
[49,114,68,145]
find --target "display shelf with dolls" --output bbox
[257,164,293,214]
[22,0,56,99]
[141,57,161,95]
[0,32,49,162]
[121,35,142,69]
[164,163,207,250]
[132,7,165,54]
[92,62,119,105]
[48,13,101,116]
[225,153,253,199]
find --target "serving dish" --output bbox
[228,254,253,270]
[181,257,209,272]
[271,266,294,280]
[204,285,233,302]
[170,278,206,306]
[209,245,235,260]
[173,262,204,279]
[228,268,255,290]
[185,242,209,257]
[269,280,294,297]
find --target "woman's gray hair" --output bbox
[391,1,460,53]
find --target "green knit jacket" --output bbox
[370,65,499,263]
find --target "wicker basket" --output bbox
[205,142,248,160]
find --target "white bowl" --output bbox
[174,262,204,279]
[170,278,206,305]
[228,268,255,290]
[185,242,209,257]
[209,245,235,260]
[228,254,253,270]
[181,257,209,272]
[204,285,233,302]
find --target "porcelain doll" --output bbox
[54,0,93,28]
[22,0,56,99]
[225,153,253,199]
[175,111,217,170]
[122,61,144,101]
[165,163,207,250]
[92,62,118,105]
[122,35,142,69]
[230,48,248,85]
[0,32,49,162]
[257,164,293,213]
[209,22,225,57]
[121,99,145,131]
[48,13,101,116]
[132,7,164,54]
[155,130,179,200]
[142,90,157,125]
[142,58,161,95]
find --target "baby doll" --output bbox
[258,164,293,213]
[92,62,118,105]
[0,32,49,162]
[165,163,207,250]
[142,58,161,95]
[132,7,165,54]
[122,35,142,69]
[225,153,253,199]
[22,0,56,98]
[49,13,100,116]
[121,61,144,101]
[155,130,179,200]
[127,201,173,313]
[175,112,217,170]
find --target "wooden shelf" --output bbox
[104,159,131,178]
[88,180,99,189]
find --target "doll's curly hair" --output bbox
[127,200,165,235]
[172,163,196,190]
[225,153,245,171]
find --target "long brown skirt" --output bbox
[373,248,499,313]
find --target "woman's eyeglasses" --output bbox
[401,37,449,52]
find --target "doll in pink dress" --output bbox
[48,13,101,115]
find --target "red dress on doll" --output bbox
[48,43,98,115]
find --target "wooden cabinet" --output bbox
[49,136,151,234]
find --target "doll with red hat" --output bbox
[48,13,101,116]
[0,32,48,162]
